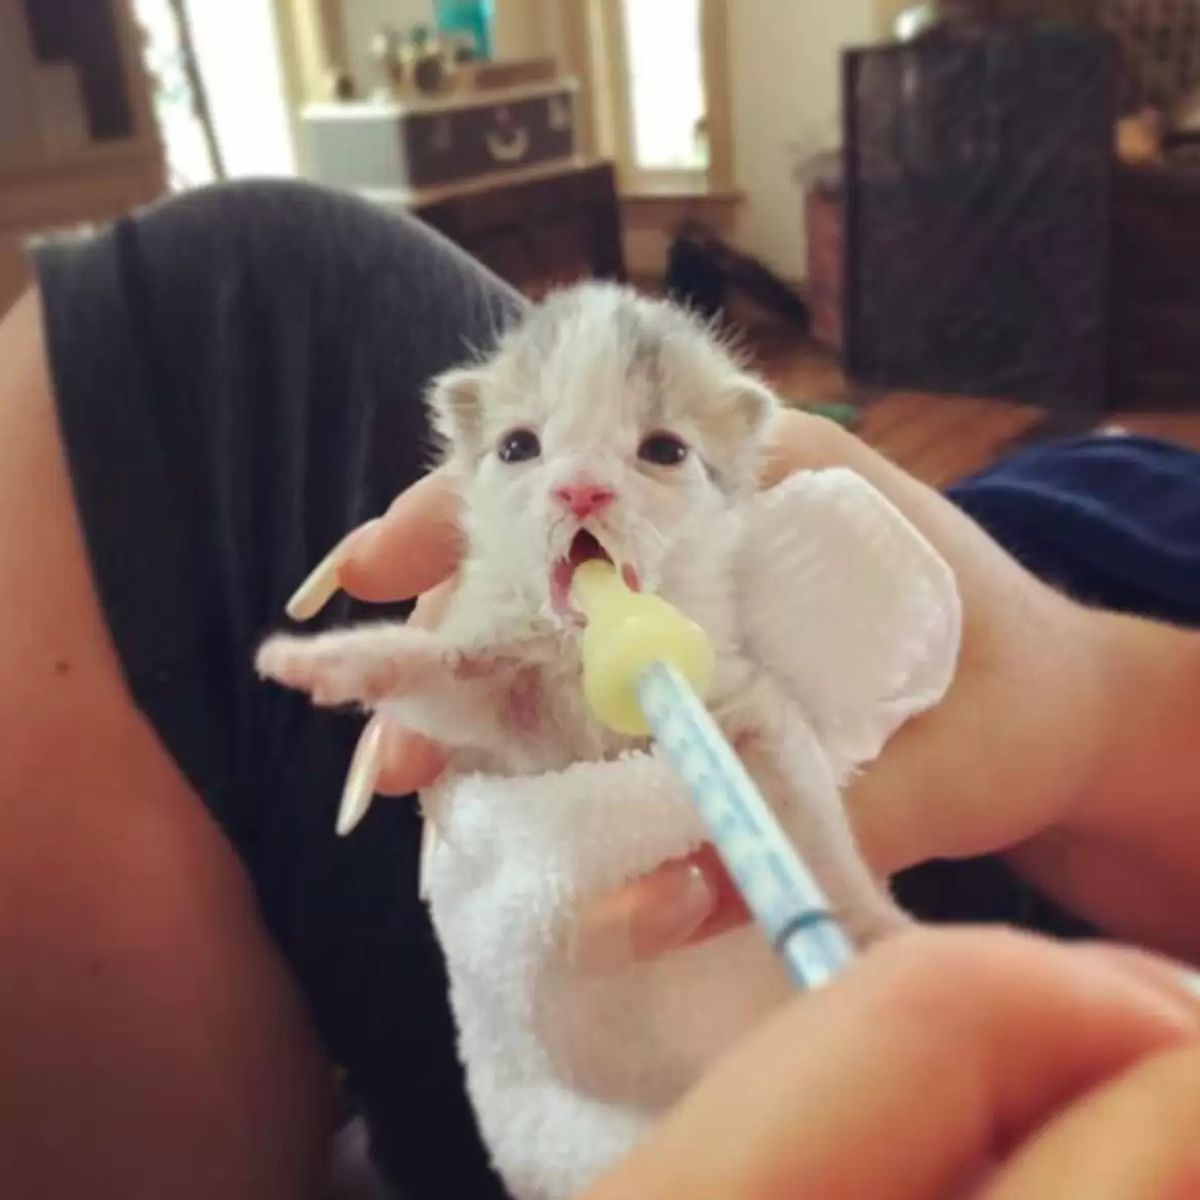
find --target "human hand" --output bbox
[283,469,461,833]
[583,926,1200,1200]
[285,412,1130,957]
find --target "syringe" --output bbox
[571,559,854,989]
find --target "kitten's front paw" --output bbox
[256,626,435,708]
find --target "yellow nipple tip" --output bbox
[571,560,715,736]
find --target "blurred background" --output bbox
[4,0,1200,526]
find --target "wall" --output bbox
[728,0,878,280]
[492,0,560,59]
[488,1,886,281]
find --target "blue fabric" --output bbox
[893,432,1200,937]
[946,434,1200,627]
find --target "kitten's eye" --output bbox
[638,433,689,467]
[497,428,541,463]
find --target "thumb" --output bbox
[339,470,463,603]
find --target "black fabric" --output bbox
[34,179,523,1199]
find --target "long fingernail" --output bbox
[337,721,384,836]
[418,816,440,901]
[567,862,716,974]
[286,542,344,621]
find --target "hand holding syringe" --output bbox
[570,559,854,989]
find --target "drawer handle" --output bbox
[486,125,531,163]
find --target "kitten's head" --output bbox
[429,282,777,620]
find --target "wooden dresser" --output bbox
[0,0,165,313]
[394,157,626,297]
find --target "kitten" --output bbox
[256,281,902,944]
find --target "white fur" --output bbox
[418,466,961,1200]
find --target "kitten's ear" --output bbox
[698,376,780,492]
[428,367,486,452]
[706,376,779,444]
[729,377,779,435]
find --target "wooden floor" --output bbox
[746,326,1200,486]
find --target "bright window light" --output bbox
[621,0,708,172]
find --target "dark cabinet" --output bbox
[409,158,625,298]
[837,27,1115,413]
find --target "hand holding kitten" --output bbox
[301,408,1197,966]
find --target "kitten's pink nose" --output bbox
[554,482,616,519]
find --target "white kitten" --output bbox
[256,281,903,944]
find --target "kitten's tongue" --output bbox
[551,531,638,618]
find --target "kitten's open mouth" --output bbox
[550,530,639,620]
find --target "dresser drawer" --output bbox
[304,82,578,193]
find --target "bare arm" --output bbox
[1015,610,1200,962]
[760,422,1200,964]
[0,289,331,1198]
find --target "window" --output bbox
[132,0,296,189]
[573,0,732,194]
[621,0,708,173]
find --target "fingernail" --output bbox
[337,721,384,836]
[1183,972,1200,999]
[567,862,716,974]
[286,521,384,620]
[418,815,440,901]
[286,543,345,622]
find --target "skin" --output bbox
[4,276,1200,1195]
[0,289,331,1198]
[583,927,1200,1200]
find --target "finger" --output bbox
[372,721,449,797]
[285,472,463,623]
[568,844,749,972]
[408,575,459,631]
[1066,944,1200,1011]
[339,470,462,603]
[759,408,856,486]
[983,1041,1200,1199]
[585,928,1200,1200]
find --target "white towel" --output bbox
[421,468,962,1200]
